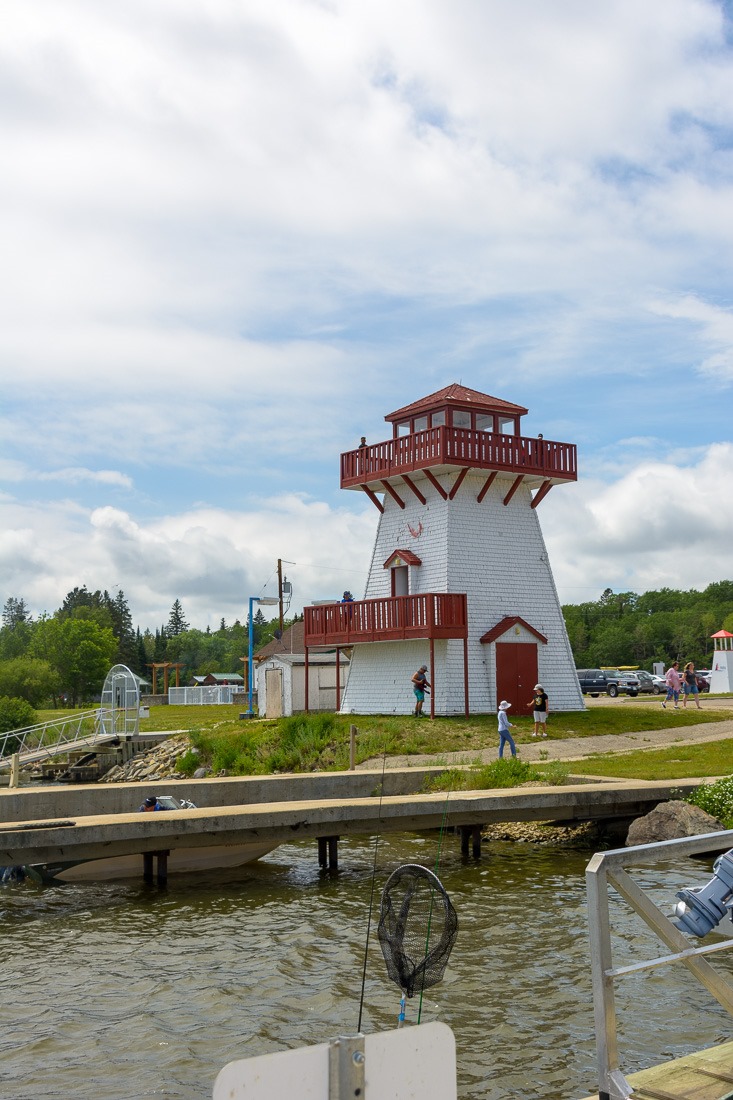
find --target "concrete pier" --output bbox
[0,776,701,869]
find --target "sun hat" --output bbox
[499,700,511,710]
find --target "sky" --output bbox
[2,0,733,631]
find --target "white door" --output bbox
[265,668,283,718]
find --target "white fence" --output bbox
[168,686,242,706]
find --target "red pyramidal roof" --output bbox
[386,383,528,422]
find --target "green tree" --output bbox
[2,597,32,628]
[0,696,37,754]
[30,617,117,706]
[0,657,60,707]
[167,600,189,637]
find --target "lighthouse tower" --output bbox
[304,384,584,716]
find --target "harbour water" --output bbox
[1,832,731,1100]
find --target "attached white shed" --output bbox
[257,652,350,717]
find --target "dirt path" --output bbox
[356,715,733,771]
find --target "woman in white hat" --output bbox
[528,684,549,738]
[497,700,517,758]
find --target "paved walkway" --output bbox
[357,714,733,771]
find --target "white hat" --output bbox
[499,700,511,710]
[534,684,543,691]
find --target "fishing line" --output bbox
[356,743,389,1033]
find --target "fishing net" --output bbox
[377,864,458,998]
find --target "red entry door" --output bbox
[495,643,538,715]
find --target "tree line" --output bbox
[1,579,731,721]
[0,588,296,712]
[562,581,733,670]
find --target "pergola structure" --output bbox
[147,661,185,695]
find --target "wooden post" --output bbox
[318,837,328,867]
[9,753,20,788]
[459,826,482,858]
[304,644,310,713]
[463,634,469,717]
[429,637,435,719]
[336,647,341,712]
[143,852,154,883]
[156,851,169,886]
[349,724,357,771]
[327,836,339,871]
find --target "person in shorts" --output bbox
[681,662,702,710]
[411,665,430,716]
[528,683,549,737]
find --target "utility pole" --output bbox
[276,559,294,636]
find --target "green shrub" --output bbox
[176,750,201,777]
[0,696,37,756]
[423,757,569,792]
[687,776,733,827]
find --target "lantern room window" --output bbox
[431,410,445,427]
[497,415,515,435]
[414,415,428,432]
[453,409,471,428]
[475,413,493,432]
[396,421,410,437]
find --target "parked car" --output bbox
[650,675,667,695]
[633,671,657,694]
[609,671,641,696]
[575,669,639,698]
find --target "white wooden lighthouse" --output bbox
[304,384,583,716]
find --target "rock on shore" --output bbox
[101,736,192,783]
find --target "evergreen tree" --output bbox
[167,599,189,637]
[2,597,32,628]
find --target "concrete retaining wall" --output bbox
[0,768,448,823]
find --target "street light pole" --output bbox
[247,595,280,718]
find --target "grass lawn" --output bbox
[31,702,730,776]
[562,739,733,782]
[143,703,726,774]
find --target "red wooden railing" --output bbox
[340,426,577,488]
[304,593,468,647]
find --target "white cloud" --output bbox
[650,295,733,383]
[543,443,733,601]
[1,445,731,629]
[1,0,733,624]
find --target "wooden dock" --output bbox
[581,1038,733,1100]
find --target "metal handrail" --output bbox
[0,709,107,769]
[586,830,733,1100]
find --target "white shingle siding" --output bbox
[340,470,583,715]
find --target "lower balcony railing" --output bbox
[304,593,468,647]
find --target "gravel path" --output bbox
[357,713,733,771]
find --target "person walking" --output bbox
[661,662,681,710]
[681,662,703,710]
[497,700,517,758]
[528,684,549,737]
[411,665,430,717]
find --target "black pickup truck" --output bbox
[575,669,640,698]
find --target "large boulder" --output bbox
[626,800,725,847]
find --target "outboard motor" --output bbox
[673,849,733,937]
[0,865,26,884]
